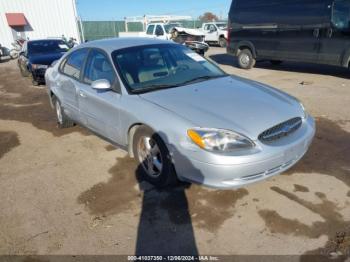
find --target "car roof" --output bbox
[77,37,176,53]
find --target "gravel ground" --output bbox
[0,47,349,260]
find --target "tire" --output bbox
[53,96,74,129]
[237,48,256,69]
[30,74,39,86]
[133,126,178,188]
[20,65,30,77]
[270,60,283,66]
[219,37,227,48]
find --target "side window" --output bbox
[83,49,116,84]
[204,24,211,30]
[209,24,217,32]
[146,25,155,35]
[62,49,88,80]
[332,0,350,29]
[155,25,164,35]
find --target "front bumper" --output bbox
[185,41,209,53]
[171,116,316,189]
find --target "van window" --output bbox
[146,25,155,35]
[332,0,350,29]
[155,25,164,36]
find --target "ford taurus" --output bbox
[45,38,315,189]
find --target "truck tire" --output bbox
[219,37,227,48]
[237,48,256,69]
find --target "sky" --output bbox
[76,0,232,21]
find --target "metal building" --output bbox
[0,0,81,50]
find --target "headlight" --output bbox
[187,128,255,153]
[32,64,48,70]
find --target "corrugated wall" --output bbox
[82,20,225,41]
[0,0,80,49]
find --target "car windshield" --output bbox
[112,44,227,93]
[164,23,182,33]
[28,40,70,55]
[216,23,227,30]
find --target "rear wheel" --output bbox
[20,65,30,77]
[219,37,227,48]
[237,48,256,69]
[270,60,283,66]
[53,96,74,129]
[133,126,177,188]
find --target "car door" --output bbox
[78,48,121,141]
[318,0,350,65]
[205,24,219,41]
[57,48,89,121]
[155,25,167,40]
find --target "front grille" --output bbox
[259,117,302,143]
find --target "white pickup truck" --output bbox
[201,22,228,47]
[119,23,209,55]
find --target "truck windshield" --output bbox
[332,0,350,29]
[112,44,227,93]
[164,23,181,33]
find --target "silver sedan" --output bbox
[45,38,315,189]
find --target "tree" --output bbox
[199,12,219,22]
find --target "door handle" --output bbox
[313,28,320,38]
[79,91,87,98]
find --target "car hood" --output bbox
[139,76,303,140]
[29,52,65,66]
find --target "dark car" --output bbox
[18,39,70,85]
[227,0,350,69]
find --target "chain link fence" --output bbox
[80,20,226,41]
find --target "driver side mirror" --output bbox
[91,79,111,90]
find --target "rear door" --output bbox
[318,0,350,65]
[78,48,121,141]
[57,48,89,121]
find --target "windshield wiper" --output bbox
[180,75,228,86]
[132,84,180,94]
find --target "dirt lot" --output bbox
[0,47,350,260]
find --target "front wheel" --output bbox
[237,48,256,69]
[219,37,227,48]
[133,126,177,188]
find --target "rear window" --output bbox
[28,40,69,55]
[61,48,89,80]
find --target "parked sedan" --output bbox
[18,39,69,85]
[45,38,315,189]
